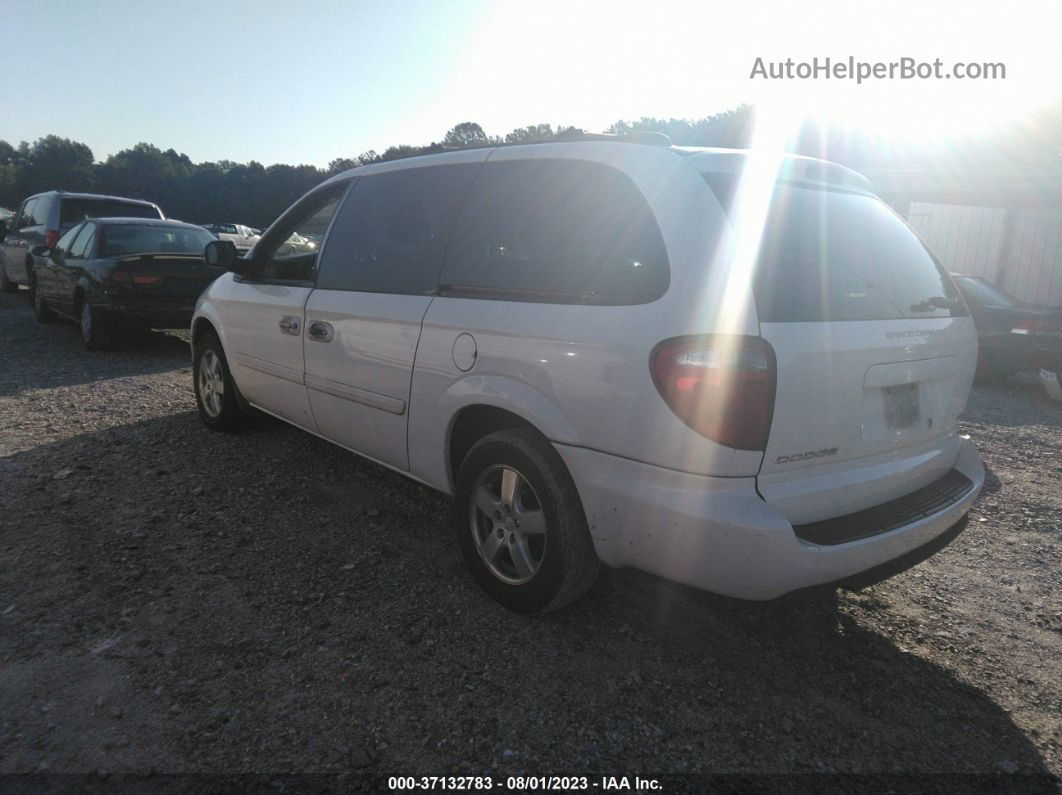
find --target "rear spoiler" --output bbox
[686,149,875,195]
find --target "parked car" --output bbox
[202,223,259,253]
[191,139,984,613]
[951,274,1062,378]
[1,192,164,292]
[30,218,219,350]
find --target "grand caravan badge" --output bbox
[885,328,945,339]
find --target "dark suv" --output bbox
[0,191,164,292]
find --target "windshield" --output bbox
[100,225,215,257]
[703,174,966,322]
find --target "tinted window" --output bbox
[954,276,1019,308]
[737,182,965,322]
[218,224,238,234]
[56,223,84,255]
[18,199,41,229]
[439,159,669,304]
[252,184,347,283]
[317,164,480,295]
[100,225,214,256]
[68,225,97,259]
[29,198,50,226]
[60,199,161,227]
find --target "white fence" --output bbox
[906,202,1062,307]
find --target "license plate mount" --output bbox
[884,382,920,429]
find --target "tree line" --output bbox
[2,101,1060,229]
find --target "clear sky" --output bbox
[6,0,1060,167]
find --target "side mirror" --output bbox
[204,239,244,273]
[30,244,52,257]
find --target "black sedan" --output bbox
[29,218,220,350]
[951,274,1062,378]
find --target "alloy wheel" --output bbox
[469,465,548,584]
[198,349,226,418]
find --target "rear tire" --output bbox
[193,331,248,431]
[0,262,18,293]
[31,279,55,323]
[79,300,112,351]
[453,428,600,613]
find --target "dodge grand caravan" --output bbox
[191,137,984,613]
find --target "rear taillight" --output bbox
[651,335,776,450]
[43,229,59,249]
[1011,319,1050,334]
[105,267,159,286]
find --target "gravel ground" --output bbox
[0,289,1059,785]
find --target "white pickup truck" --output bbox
[203,223,260,253]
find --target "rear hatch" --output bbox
[704,169,977,525]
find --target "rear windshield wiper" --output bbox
[910,296,963,313]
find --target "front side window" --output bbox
[439,159,669,304]
[18,199,39,229]
[251,183,348,283]
[316,164,480,295]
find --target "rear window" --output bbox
[100,225,214,257]
[704,175,965,322]
[60,199,161,226]
[954,276,1020,308]
[439,159,669,305]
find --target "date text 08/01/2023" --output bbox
[388,775,662,791]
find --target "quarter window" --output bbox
[439,159,669,304]
[316,164,481,295]
[68,224,97,259]
[55,223,84,255]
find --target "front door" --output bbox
[216,182,350,430]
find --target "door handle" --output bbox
[278,315,301,336]
[307,320,334,342]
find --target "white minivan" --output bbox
[191,137,984,612]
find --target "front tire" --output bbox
[453,428,600,613]
[193,332,248,431]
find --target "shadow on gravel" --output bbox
[0,412,1053,777]
[0,292,189,395]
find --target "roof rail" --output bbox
[555,129,672,147]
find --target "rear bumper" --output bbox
[91,300,196,329]
[555,435,984,601]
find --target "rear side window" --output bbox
[710,177,965,322]
[60,199,161,226]
[439,159,669,304]
[316,164,480,295]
